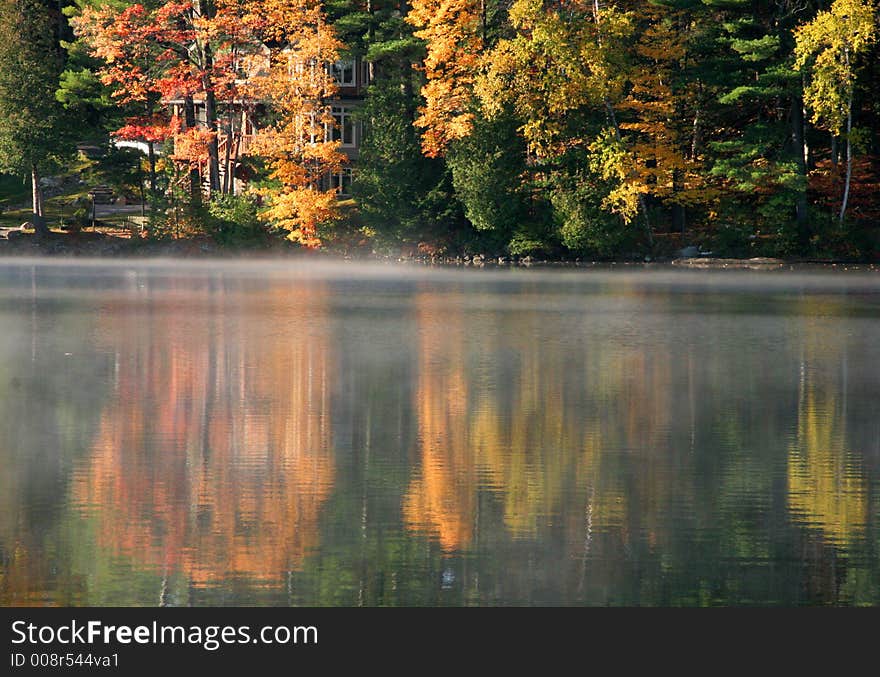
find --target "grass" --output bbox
[0,161,144,230]
[0,173,30,211]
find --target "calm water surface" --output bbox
[1,259,878,606]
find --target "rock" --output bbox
[38,176,62,189]
[677,245,701,259]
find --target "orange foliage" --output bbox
[809,155,880,224]
[73,1,259,154]
[619,6,710,211]
[246,0,347,247]
[402,296,476,552]
[406,0,483,157]
[70,284,336,586]
[172,126,217,165]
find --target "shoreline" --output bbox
[1,229,877,271]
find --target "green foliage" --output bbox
[352,82,464,247]
[446,112,535,234]
[205,194,266,245]
[550,173,634,258]
[0,0,70,178]
[0,173,29,208]
[83,147,144,198]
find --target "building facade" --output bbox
[172,56,368,198]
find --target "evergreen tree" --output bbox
[0,0,69,236]
[347,0,465,249]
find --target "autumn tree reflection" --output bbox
[402,295,476,552]
[402,292,608,551]
[71,279,335,588]
[788,316,868,551]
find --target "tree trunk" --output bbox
[690,105,701,162]
[672,168,685,233]
[183,96,202,206]
[30,164,48,238]
[193,0,220,195]
[840,89,853,225]
[839,47,853,225]
[222,108,233,195]
[147,141,157,196]
[791,91,809,234]
[205,86,221,196]
[202,54,221,195]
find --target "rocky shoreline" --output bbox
[0,228,876,270]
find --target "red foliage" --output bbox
[809,155,880,223]
[115,115,181,144]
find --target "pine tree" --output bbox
[0,0,68,236]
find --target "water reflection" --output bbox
[0,262,878,606]
[70,281,335,594]
[787,313,868,550]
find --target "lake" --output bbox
[1,259,878,606]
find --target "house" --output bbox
[170,52,368,198]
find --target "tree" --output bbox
[73,0,255,202]
[247,0,347,247]
[72,2,191,199]
[406,0,484,157]
[795,0,877,224]
[475,0,653,249]
[346,0,465,248]
[0,0,68,236]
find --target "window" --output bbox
[330,168,354,196]
[331,60,356,87]
[331,106,355,147]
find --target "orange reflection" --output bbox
[71,281,335,586]
[402,294,606,550]
[402,295,476,552]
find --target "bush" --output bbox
[206,194,265,244]
[550,178,635,258]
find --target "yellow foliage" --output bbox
[794,0,877,134]
[246,0,347,246]
[788,388,867,549]
[407,0,483,156]
[261,187,338,248]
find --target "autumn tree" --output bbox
[618,3,716,234]
[475,0,652,253]
[247,0,347,247]
[72,3,190,198]
[73,0,256,202]
[795,0,877,224]
[0,0,68,237]
[406,0,485,158]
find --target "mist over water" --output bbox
[1,259,878,606]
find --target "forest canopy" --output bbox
[0,0,878,259]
